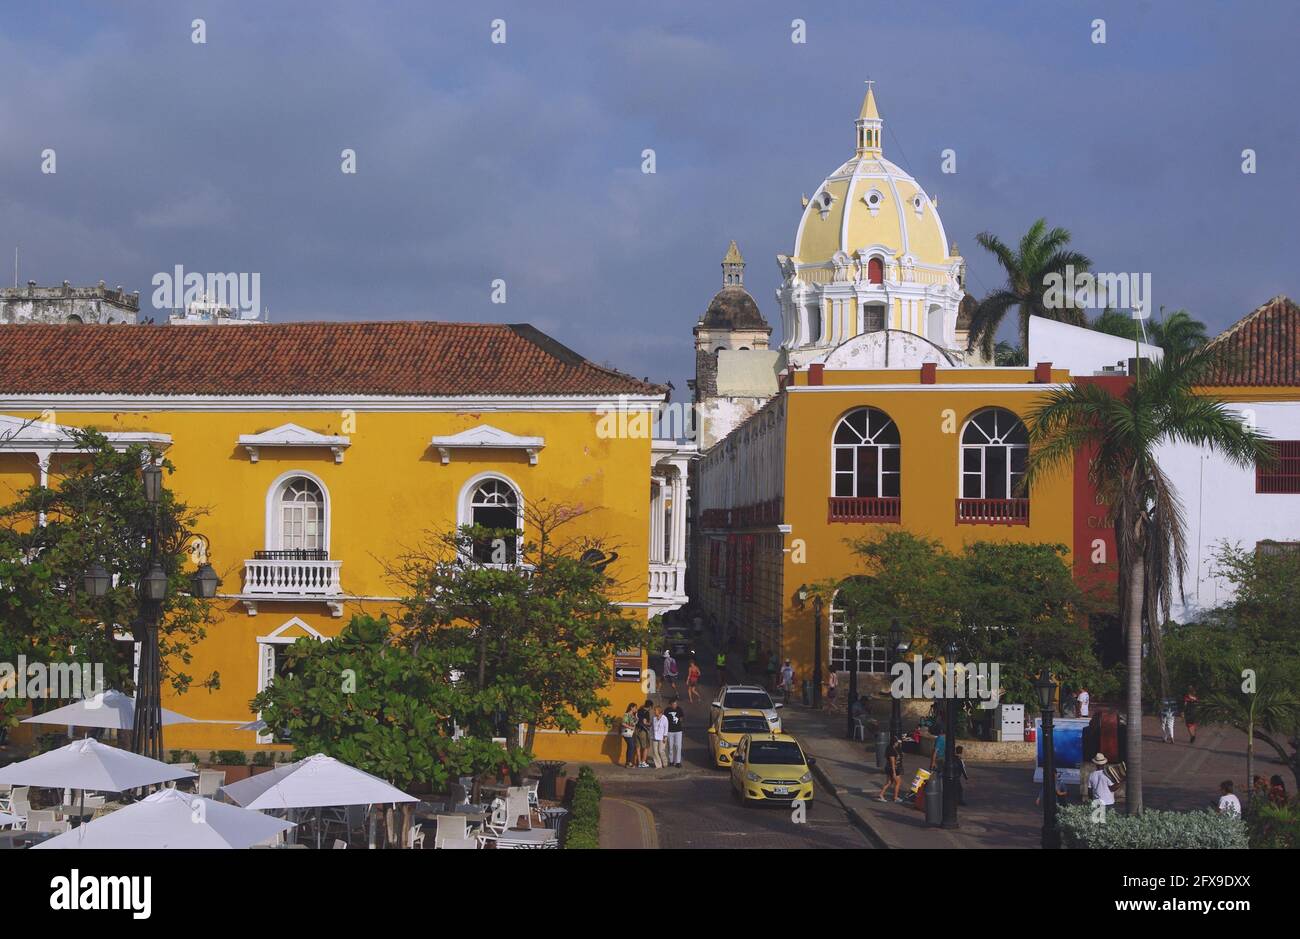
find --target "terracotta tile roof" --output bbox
[0,321,666,397]
[1205,296,1300,387]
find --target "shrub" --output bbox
[1059,804,1247,849]
[210,749,248,766]
[1246,799,1300,849]
[565,765,602,849]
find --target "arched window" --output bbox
[277,477,324,552]
[468,476,521,564]
[829,580,887,674]
[960,408,1028,500]
[867,257,884,284]
[833,408,900,498]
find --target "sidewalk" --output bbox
[781,701,1280,849]
[598,796,658,849]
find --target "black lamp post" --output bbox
[940,641,960,829]
[83,459,219,761]
[888,620,904,743]
[1036,667,1061,849]
[795,585,823,709]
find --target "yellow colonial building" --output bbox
[692,86,1080,689]
[0,321,692,762]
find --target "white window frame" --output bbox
[456,471,524,564]
[832,407,900,499]
[960,408,1028,500]
[828,591,887,675]
[255,617,327,744]
[264,469,331,553]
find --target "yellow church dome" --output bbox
[793,84,953,271]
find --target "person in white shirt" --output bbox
[1087,752,1115,808]
[651,706,669,769]
[1076,687,1091,718]
[1217,780,1242,817]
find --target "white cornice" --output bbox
[0,393,666,413]
[238,422,351,463]
[788,382,1067,393]
[0,413,172,451]
[429,424,545,465]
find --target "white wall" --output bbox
[1028,316,1161,375]
[1158,402,1300,622]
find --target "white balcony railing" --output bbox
[242,558,343,598]
[649,562,686,601]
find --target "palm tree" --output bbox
[1200,682,1300,791]
[1089,307,1209,358]
[967,219,1092,358]
[1023,344,1270,813]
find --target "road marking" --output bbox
[604,797,659,849]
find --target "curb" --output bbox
[599,797,659,849]
[809,757,891,850]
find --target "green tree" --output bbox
[833,532,1104,712]
[0,427,217,732]
[966,218,1092,358]
[390,501,647,784]
[1200,682,1300,789]
[1090,308,1209,358]
[1025,345,1270,812]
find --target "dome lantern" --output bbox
[722,240,745,287]
[855,81,883,156]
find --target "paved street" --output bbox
[590,674,874,849]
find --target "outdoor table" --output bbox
[532,760,566,801]
[0,829,56,848]
[480,827,558,849]
[537,806,569,828]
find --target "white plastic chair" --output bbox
[442,834,478,849]
[332,839,348,849]
[435,814,468,846]
[197,769,225,799]
[24,809,57,830]
[7,787,30,823]
[524,780,540,807]
[407,823,424,849]
[484,798,508,835]
[505,790,533,829]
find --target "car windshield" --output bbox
[724,691,774,710]
[748,741,805,765]
[721,717,770,734]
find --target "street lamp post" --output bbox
[888,620,904,743]
[82,458,219,761]
[941,640,960,829]
[811,594,823,710]
[1036,668,1061,849]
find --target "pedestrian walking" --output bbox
[1183,686,1200,744]
[635,699,653,768]
[716,649,728,686]
[686,659,701,703]
[664,697,685,767]
[824,670,838,710]
[663,650,679,693]
[929,724,946,772]
[620,702,638,767]
[651,705,669,769]
[1086,753,1115,808]
[1159,699,1177,743]
[779,659,794,705]
[1217,780,1241,817]
[876,735,906,803]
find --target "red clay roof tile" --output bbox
[1205,296,1300,387]
[0,321,666,397]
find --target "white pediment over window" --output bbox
[0,413,171,452]
[429,424,545,465]
[239,423,350,463]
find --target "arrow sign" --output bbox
[614,667,641,681]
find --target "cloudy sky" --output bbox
[2,1,1296,398]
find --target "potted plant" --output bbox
[205,749,253,783]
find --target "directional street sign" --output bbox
[614,653,642,682]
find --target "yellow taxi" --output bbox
[729,732,815,808]
[707,708,771,768]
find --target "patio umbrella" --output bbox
[221,753,416,848]
[0,811,20,827]
[0,738,196,791]
[20,690,195,730]
[33,789,294,849]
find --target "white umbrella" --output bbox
[221,753,416,848]
[21,690,195,730]
[33,788,294,849]
[221,753,416,809]
[0,738,195,791]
